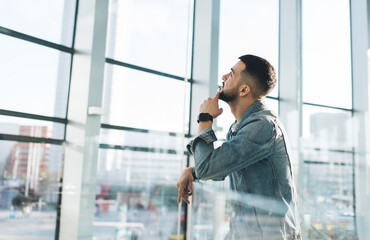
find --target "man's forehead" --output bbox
[232,60,246,72]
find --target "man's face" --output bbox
[219,61,245,102]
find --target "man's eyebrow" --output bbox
[231,68,234,74]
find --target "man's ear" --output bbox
[239,85,250,96]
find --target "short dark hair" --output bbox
[238,54,276,98]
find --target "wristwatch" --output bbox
[197,113,213,123]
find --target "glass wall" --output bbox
[206,0,363,239]
[0,1,76,239]
[92,0,194,239]
[300,0,356,238]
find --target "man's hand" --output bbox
[199,92,223,118]
[177,167,194,204]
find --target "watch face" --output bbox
[198,113,213,123]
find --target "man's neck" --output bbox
[228,98,258,123]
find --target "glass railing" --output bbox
[188,182,357,240]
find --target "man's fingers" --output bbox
[184,191,192,197]
[218,108,223,116]
[178,185,193,204]
[177,188,182,204]
[182,193,190,204]
[177,184,185,204]
[188,179,193,194]
[214,91,221,100]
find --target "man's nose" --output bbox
[222,73,228,81]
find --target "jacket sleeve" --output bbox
[187,117,276,181]
[187,128,227,181]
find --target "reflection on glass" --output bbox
[0,0,76,46]
[0,141,62,240]
[102,64,190,133]
[191,150,358,240]
[0,35,71,118]
[302,105,353,151]
[191,184,300,239]
[300,150,356,239]
[93,149,185,239]
[106,0,193,77]
[218,0,279,97]
[0,115,65,140]
[302,0,352,108]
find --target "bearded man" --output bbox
[177,55,301,240]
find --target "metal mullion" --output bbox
[105,58,192,82]
[0,133,64,145]
[304,147,354,154]
[63,0,80,142]
[101,123,179,137]
[99,143,178,154]
[187,0,196,138]
[348,0,357,234]
[56,0,79,239]
[303,101,353,112]
[303,160,353,167]
[266,95,279,101]
[0,26,74,54]
[59,0,109,238]
[0,109,67,124]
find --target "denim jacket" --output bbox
[187,100,301,240]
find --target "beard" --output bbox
[219,87,238,102]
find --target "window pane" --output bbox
[265,98,279,114]
[100,128,184,151]
[0,141,62,240]
[102,64,189,133]
[0,35,71,118]
[300,150,356,239]
[302,105,353,151]
[0,115,65,140]
[218,0,279,97]
[94,149,185,239]
[106,0,193,77]
[0,0,76,46]
[302,0,352,108]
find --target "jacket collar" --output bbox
[233,100,265,133]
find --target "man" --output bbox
[177,55,301,239]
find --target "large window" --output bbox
[0,1,76,239]
[302,0,352,109]
[102,64,190,133]
[0,35,71,118]
[93,0,194,239]
[106,0,192,77]
[0,0,75,46]
[301,0,356,238]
